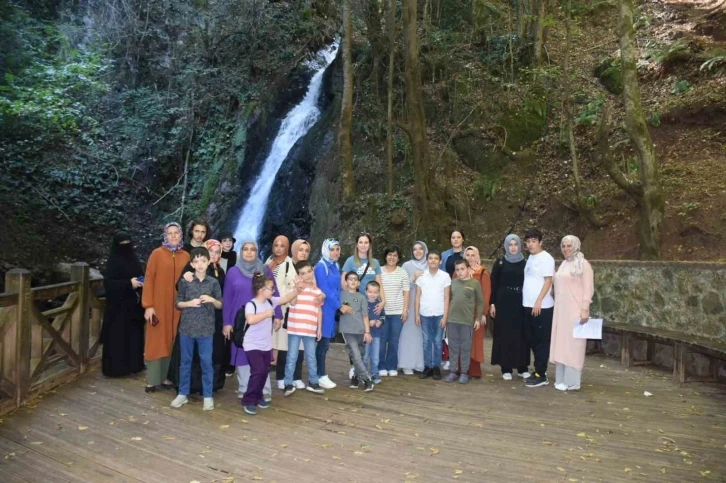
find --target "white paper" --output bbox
[572,318,603,339]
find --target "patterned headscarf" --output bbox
[268,235,290,270]
[162,222,184,253]
[561,235,585,276]
[204,239,222,264]
[464,245,482,272]
[291,239,311,263]
[236,240,266,278]
[321,238,341,265]
[411,241,429,271]
[503,234,525,263]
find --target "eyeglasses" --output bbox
[263,286,274,291]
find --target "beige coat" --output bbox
[549,259,594,370]
[268,257,301,351]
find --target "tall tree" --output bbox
[340,0,355,199]
[363,0,385,98]
[532,0,547,63]
[386,0,396,199]
[600,0,665,259]
[401,0,431,220]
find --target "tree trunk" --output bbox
[364,0,386,99]
[516,0,526,38]
[532,0,546,64]
[402,0,430,220]
[340,0,355,199]
[386,0,396,199]
[618,0,664,259]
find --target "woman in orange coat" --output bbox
[141,222,190,392]
[453,246,491,379]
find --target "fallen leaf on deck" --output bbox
[321,444,332,448]
[557,467,566,472]
[542,441,556,446]
[219,425,230,429]
[576,432,586,437]
[430,448,440,455]
[383,419,391,423]
[131,437,142,441]
[644,391,653,397]
[78,426,88,430]
[354,451,363,455]
[700,471,711,477]
[454,470,463,474]
[623,408,630,411]
[164,437,175,441]
[30,441,43,445]
[375,425,383,430]
[280,444,288,448]
[624,468,632,472]
[59,413,68,416]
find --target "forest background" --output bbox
[1,0,725,288]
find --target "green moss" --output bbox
[499,101,546,151]
[599,65,623,95]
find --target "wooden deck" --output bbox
[0,342,725,483]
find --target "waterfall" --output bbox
[233,41,339,249]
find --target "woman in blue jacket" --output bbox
[440,229,466,277]
[314,238,342,389]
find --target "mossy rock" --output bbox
[499,107,546,152]
[599,65,623,95]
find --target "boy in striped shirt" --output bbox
[283,260,325,397]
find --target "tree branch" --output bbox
[598,103,643,198]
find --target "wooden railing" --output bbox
[0,263,105,416]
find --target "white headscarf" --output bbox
[561,235,585,276]
[411,241,429,271]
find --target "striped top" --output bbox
[380,266,410,315]
[287,286,323,337]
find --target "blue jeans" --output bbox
[379,314,403,371]
[316,337,331,377]
[364,336,382,376]
[178,333,213,398]
[285,334,319,386]
[421,315,444,368]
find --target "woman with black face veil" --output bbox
[100,232,146,377]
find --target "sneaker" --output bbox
[444,373,459,383]
[519,371,531,379]
[388,370,398,377]
[277,380,285,390]
[348,366,355,379]
[257,400,271,409]
[372,378,382,385]
[502,373,513,381]
[459,374,469,384]
[379,370,389,377]
[432,367,442,381]
[364,379,374,392]
[306,383,325,394]
[284,385,296,397]
[419,367,432,379]
[170,395,188,408]
[402,369,414,375]
[263,394,272,402]
[443,361,450,370]
[567,385,580,391]
[243,405,257,415]
[293,380,306,389]
[554,383,568,391]
[349,377,359,389]
[318,375,337,389]
[202,397,214,410]
[525,373,549,387]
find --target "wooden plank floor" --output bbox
[1,342,725,483]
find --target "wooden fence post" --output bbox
[71,263,90,373]
[6,269,32,408]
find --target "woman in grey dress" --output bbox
[398,241,428,374]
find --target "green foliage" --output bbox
[473,174,499,201]
[647,111,661,127]
[585,194,600,209]
[574,95,604,126]
[678,201,700,217]
[671,79,691,94]
[700,50,726,73]
[646,39,690,65]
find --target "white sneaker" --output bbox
[443,361,450,370]
[388,370,398,377]
[567,385,580,391]
[263,393,273,402]
[502,373,513,381]
[293,380,306,389]
[402,369,414,375]
[519,371,532,379]
[277,380,285,390]
[318,375,337,389]
[554,383,568,391]
[348,366,355,378]
[379,370,389,377]
[203,397,214,410]
[170,395,188,408]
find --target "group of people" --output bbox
[100,221,595,416]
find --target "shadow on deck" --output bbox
[1,342,725,483]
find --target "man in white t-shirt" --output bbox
[522,228,555,388]
[414,250,451,381]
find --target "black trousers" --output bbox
[275,350,303,381]
[524,307,554,376]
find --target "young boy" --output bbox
[522,228,555,388]
[444,259,484,384]
[338,272,374,391]
[363,281,386,385]
[172,247,223,411]
[283,260,325,397]
[415,250,451,381]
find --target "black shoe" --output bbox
[349,377,359,389]
[364,379,374,392]
[284,385,296,397]
[160,382,175,391]
[432,367,442,380]
[524,373,549,387]
[419,367,432,379]
[306,383,325,394]
[144,385,156,393]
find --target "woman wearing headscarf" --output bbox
[291,239,312,264]
[451,246,491,379]
[168,239,227,392]
[266,235,305,390]
[222,240,281,402]
[314,238,341,389]
[100,232,145,378]
[490,234,530,381]
[142,222,191,392]
[398,241,428,375]
[550,235,594,391]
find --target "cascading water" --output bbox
[233,41,339,248]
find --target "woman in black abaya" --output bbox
[100,232,145,377]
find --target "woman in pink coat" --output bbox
[549,235,594,391]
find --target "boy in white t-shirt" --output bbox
[414,250,451,381]
[522,228,555,388]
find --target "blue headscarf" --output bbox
[321,238,340,266]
